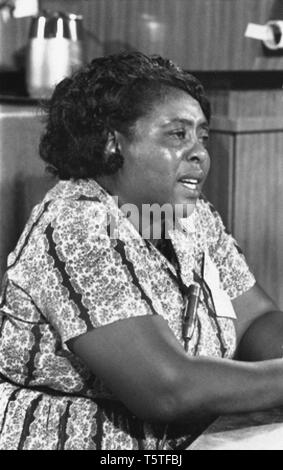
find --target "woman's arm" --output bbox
[232,282,283,360]
[68,314,283,424]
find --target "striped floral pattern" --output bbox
[0,179,255,449]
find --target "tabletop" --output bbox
[188,408,283,450]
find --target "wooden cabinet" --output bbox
[2,0,283,71]
[205,114,283,309]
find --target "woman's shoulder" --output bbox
[7,180,113,274]
[12,179,111,258]
[41,179,110,222]
[43,179,106,204]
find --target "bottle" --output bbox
[26,11,84,99]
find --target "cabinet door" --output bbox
[205,127,283,309]
[204,132,235,232]
[234,131,283,308]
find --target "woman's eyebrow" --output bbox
[161,118,209,128]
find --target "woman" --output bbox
[0,51,283,450]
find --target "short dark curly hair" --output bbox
[39,51,211,179]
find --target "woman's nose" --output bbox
[186,142,209,164]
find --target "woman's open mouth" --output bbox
[179,177,200,191]
[176,172,205,201]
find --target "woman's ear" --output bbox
[104,131,118,157]
[105,130,126,156]
[104,131,124,174]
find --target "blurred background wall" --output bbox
[1,0,283,308]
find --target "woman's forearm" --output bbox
[69,314,283,424]
[162,355,283,424]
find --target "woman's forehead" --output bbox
[139,91,207,127]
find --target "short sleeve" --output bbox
[40,200,153,348]
[198,199,256,299]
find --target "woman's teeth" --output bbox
[180,178,199,190]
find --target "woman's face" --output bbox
[109,89,210,217]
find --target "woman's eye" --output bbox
[199,133,209,146]
[170,129,186,140]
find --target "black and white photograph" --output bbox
[0,0,283,453]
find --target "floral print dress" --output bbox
[0,179,255,450]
